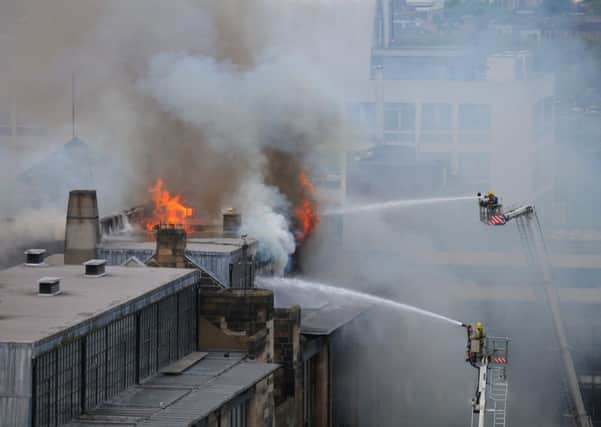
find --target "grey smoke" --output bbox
[0,209,64,267]
[1,1,354,273]
[138,51,348,273]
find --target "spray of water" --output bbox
[322,195,477,216]
[260,276,463,327]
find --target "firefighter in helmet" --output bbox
[486,191,498,206]
[469,322,486,365]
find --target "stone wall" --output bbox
[249,375,275,427]
[155,226,187,268]
[273,306,303,426]
[315,345,329,427]
[198,288,274,362]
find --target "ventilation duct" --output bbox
[84,259,107,278]
[223,208,241,238]
[25,249,46,266]
[38,277,61,296]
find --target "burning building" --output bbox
[0,188,372,427]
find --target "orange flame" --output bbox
[295,171,320,243]
[145,179,193,233]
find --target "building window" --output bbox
[384,103,416,131]
[139,304,159,381]
[458,104,491,130]
[458,153,490,179]
[85,328,107,410]
[535,97,554,136]
[420,134,453,144]
[230,399,248,427]
[105,314,137,400]
[421,103,452,130]
[303,356,317,426]
[347,103,376,131]
[418,152,453,172]
[35,340,83,427]
[158,294,179,367]
[459,134,490,144]
[33,284,199,427]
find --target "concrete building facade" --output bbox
[342,1,556,204]
[346,55,555,201]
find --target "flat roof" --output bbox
[301,303,371,335]
[0,264,196,344]
[98,237,256,255]
[66,352,278,427]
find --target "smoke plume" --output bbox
[1,0,353,273]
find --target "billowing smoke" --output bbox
[0,0,353,273]
[137,52,347,272]
[235,178,296,273]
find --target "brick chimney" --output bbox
[155,225,187,268]
[64,190,100,264]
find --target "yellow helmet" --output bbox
[486,191,494,197]
[476,321,483,330]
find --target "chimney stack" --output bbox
[64,190,100,264]
[222,208,241,238]
[156,225,187,268]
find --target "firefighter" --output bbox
[469,322,487,364]
[486,191,498,206]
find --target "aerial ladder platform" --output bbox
[462,324,510,427]
[476,192,592,427]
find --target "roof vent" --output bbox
[38,277,61,296]
[25,249,47,267]
[223,208,241,238]
[83,259,107,278]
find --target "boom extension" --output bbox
[475,192,592,427]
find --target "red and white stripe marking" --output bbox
[488,215,506,225]
[493,357,508,364]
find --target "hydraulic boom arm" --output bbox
[477,193,592,427]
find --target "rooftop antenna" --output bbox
[71,72,94,185]
[71,73,76,138]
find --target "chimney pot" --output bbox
[38,277,61,296]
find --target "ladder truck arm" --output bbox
[476,193,592,427]
[502,205,534,223]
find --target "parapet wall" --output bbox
[198,288,274,362]
[273,306,303,426]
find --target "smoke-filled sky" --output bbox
[0,0,371,272]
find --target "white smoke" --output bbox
[236,178,296,274]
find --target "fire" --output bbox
[145,178,193,232]
[295,171,320,243]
